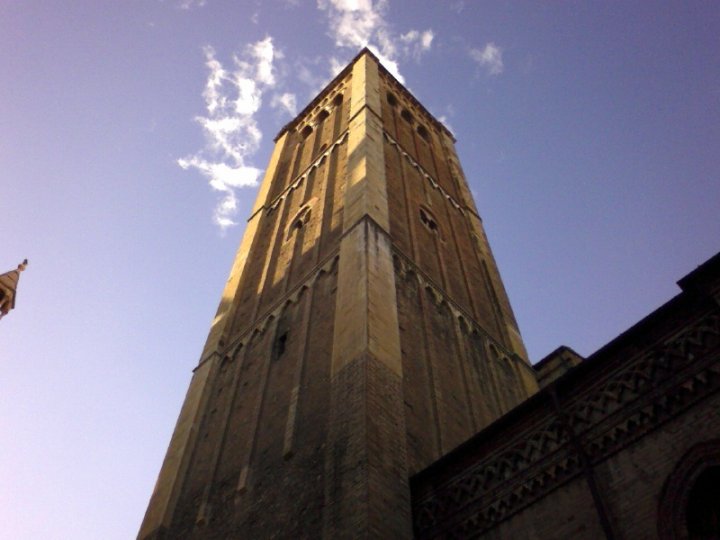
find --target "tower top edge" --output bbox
[274,47,455,143]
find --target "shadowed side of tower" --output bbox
[138,49,537,539]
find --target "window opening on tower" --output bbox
[317,109,330,123]
[287,205,312,239]
[417,124,430,141]
[274,331,288,360]
[419,207,439,233]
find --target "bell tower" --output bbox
[138,49,537,539]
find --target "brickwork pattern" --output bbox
[323,354,412,539]
[412,308,720,539]
[162,258,339,539]
[140,49,538,540]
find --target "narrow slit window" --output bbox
[419,207,438,233]
[274,332,288,359]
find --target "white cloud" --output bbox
[470,42,504,76]
[271,92,298,116]
[179,38,280,230]
[250,37,278,86]
[437,115,455,136]
[421,30,434,50]
[328,56,345,78]
[367,45,403,82]
[316,0,433,84]
[400,29,434,60]
[318,0,384,49]
[178,0,207,10]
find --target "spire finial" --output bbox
[18,259,28,272]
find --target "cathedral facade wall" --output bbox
[412,264,720,539]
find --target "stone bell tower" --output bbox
[138,49,538,539]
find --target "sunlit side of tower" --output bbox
[138,49,537,539]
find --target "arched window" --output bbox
[417,124,430,141]
[300,125,313,139]
[332,93,343,107]
[316,109,330,123]
[686,466,720,537]
[287,202,314,240]
[658,440,720,540]
[401,108,414,124]
[387,92,398,107]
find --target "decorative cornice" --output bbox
[262,131,349,216]
[393,249,530,376]
[195,253,340,372]
[378,68,454,141]
[413,310,720,539]
[275,66,350,140]
[383,132,466,216]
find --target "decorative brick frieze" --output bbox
[413,310,720,539]
[265,131,349,215]
[217,253,339,361]
[383,132,465,215]
[393,249,530,376]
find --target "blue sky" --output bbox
[1,1,719,538]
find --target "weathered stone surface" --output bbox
[139,48,548,540]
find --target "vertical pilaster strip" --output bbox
[138,133,289,540]
[203,131,289,360]
[418,286,445,458]
[440,129,531,365]
[137,354,220,539]
[196,344,248,525]
[324,51,412,539]
[283,285,314,459]
[453,320,479,434]
[342,53,390,234]
[445,203,481,325]
[236,320,276,494]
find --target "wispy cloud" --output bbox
[271,92,297,116]
[470,42,504,76]
[316,0,433,83]
[183,2,440,230]
[178,0,207,10]
[178,37,280,230]
[400,29,434,60]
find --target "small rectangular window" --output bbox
[274,332,288,360]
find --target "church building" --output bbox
[139,49,720,539]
